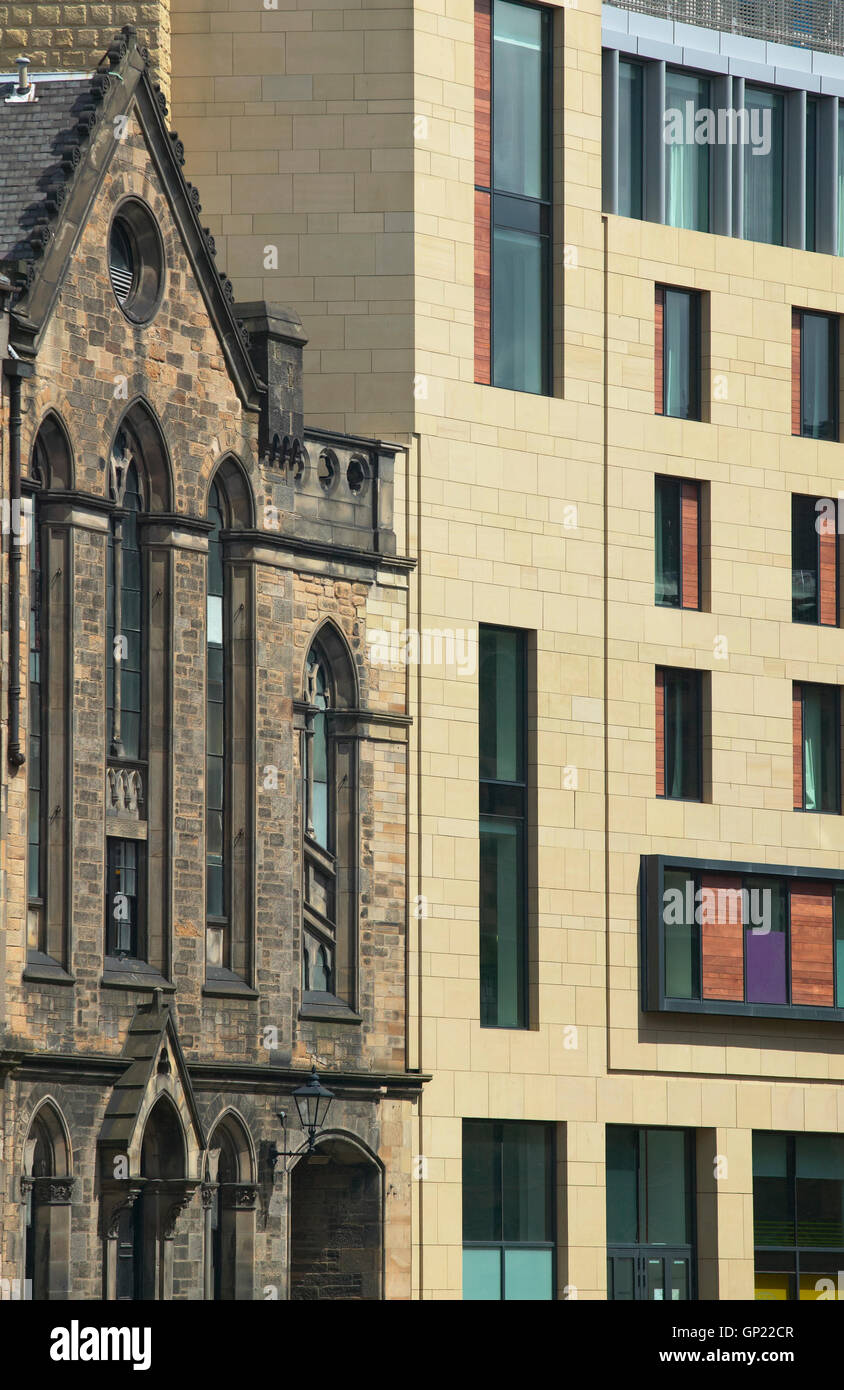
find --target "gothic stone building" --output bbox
[0,30,420,1300]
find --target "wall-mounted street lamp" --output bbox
[269,1069,335,1175]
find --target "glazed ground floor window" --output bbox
[754,1132,844,1300]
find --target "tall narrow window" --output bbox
[618,59,644,220]
[607,1126,696,1301]
[792,310,838,441]
[655,667,702,802]
[107,453,143,760]
[743,87,784,246]
[655,286,701,420]
[839,104,844,258]
[475,0,551,394]
[793,682,840,813]
[463,1121,554,1300]
[303,645,334,994]
[206,482,226,966]
[27,496,43,945]
[479,625,527,1028]
[665,71,710,233]
[806,96,818,253]
[106,837,144,960]
[792,494,837,625]
[655,475,701,610]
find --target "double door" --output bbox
[607,1247,694,1301]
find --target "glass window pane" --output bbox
[743,88,784,246]
[663,868,697,999]
[799,1264,844,1300]
[801,313,837,441]
[792,495,820,623]
[609,1256,636,1300]
[746,878,787,1005]
[463,1248,501,1300]
[753,1132,794,1248]
[479,627,523,782]
[492,225,546,394]
[647,1257,665,1300]
[492,0,546,199]
[606,1125,638,1244]
[207,594,223,646]
[645,1128,690,1245]
[836,886,844,1007]
[664,289,698,420]
[665,72,710,232]
[206,863,224,920]
[802,684,839,813]
[670,1259,690,1302]
[663,669,701,801]
[480,816,524,1028]
[502,1123,551,1243]
[655,476,681,607]
[463,1121,500,1242]
[806,98,818,253]
[504,1248,552,1300]
[839,105,844,257]
[796,1135,844,1246]
[618,61,643,219]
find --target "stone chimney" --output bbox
[236,302,308,461]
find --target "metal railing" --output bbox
[608,1,844,56]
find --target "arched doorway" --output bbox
[289,1137,383,1300]
[115,1096,188,1300]
[205,1112,257,1300]
[23,1102,73,1300]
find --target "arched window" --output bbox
[206,482,226,954]
[22,1102,73,1300]
[25,419,72,974]
[115,1097,187,1302]
[204,461,254,987]
[104,405,171,975]
[302,628,358,1008]
[205,1113,256,1301]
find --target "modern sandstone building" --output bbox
[3,0,844,1300]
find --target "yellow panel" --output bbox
[799,1273,841,1300]
[755,1273,789,1301]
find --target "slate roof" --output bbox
[0,75,99,265]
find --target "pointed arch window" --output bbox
[22,1103,74,1300]
[301,631,358,1009]
[204,1114,256,1301]
[204,461,255,989]
[107,444,143,761]
[27,488,43,917]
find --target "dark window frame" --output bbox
[617,56,645,221]
[796,681,841,815]
[606,1124,697,1301]
[753,1130,844,1301]
[656,665,704,803]
[478,0,553,396]
[479,624,529,1029]
[642,852,844,1023]
[791,493,838,626]
[105,836,147,963]
[654,474,701,610]
[796,309,839,442]
[659,285,702,421]
[462,1119,556,1300]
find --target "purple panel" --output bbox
[745,929,787,1004]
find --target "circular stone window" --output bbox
[108,200,164,323]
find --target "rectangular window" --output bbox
[27,499,42,919]
[607,1126,696,1301]
[806,96,818,254]
[792,309,838,441]
[839,105,844,258]
[645,854,844,1021]
[743,87,784,246]
[753,1132,844,1300]
[792,495,837,625]
[793,682,840,813]
[479,625,527,1028]
[655,667,702,801]
[655,286,701,420]
[105,837,144,961]
[618,59,644,220]
[475,0,551,394]
[665,70,710,233]
[655,475,701,609]
[463,1120,554,1300]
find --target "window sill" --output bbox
[203,969,258,999]
[24,952,74,986]
[299,994,362,1025]
[102,958,175,992]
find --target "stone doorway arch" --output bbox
[289,1135,383,1300]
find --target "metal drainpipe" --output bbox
[4,357,34,768]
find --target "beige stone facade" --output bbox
[3,0,844,1301]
